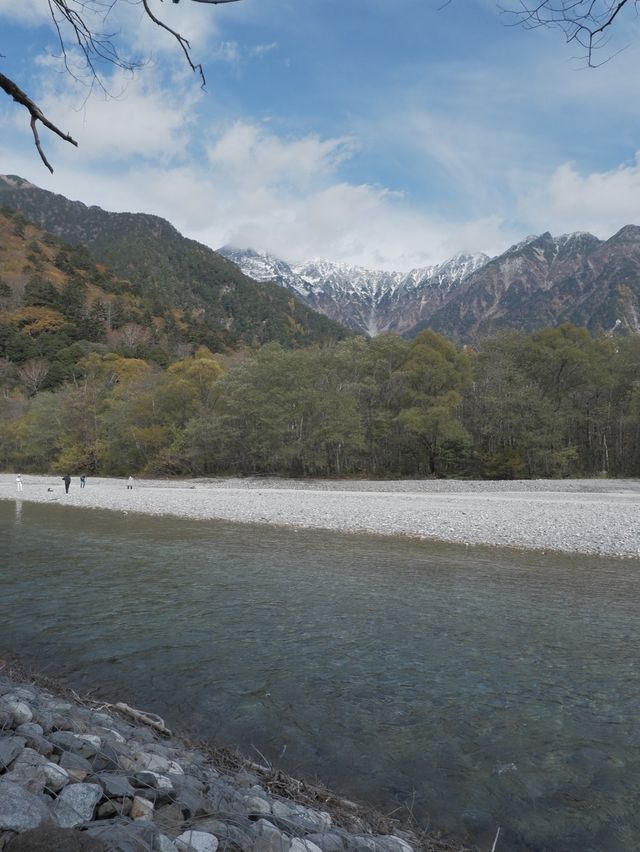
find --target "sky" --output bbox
[1,0,640,271]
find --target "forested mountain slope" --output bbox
[0,176,351,353]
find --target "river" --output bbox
[2,499,639,850]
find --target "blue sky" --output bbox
[1,0,640,269]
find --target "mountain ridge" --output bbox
[220,228,640,340]
[2,174,639,342]
[0,175,352,352]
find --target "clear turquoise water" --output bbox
[2,499,640,851]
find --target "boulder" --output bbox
[252,818,290,852]
[130,795,155,821]
[1,700,33,726]
[289,841,324,852]
[54,782,103,828]
[303,834,347,852]
[170,773,205,818]
[4,824,108,852]
[59,751,92,782]
[92,772,135,798]
[190,818,254,851]
[0,779,51,831]
[0,736,26,770]
[156,836,179,852]
[84,817,159,852]
[49,732,100,759]
[174,831,219,852]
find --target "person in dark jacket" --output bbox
[62,474,71,493]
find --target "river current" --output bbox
[2,499,639,850]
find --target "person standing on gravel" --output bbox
[80,474,87,488]
[15,474,22,492]
[62,474,71,494]
[127,476,134,490]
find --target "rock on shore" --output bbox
[0,669,446,852]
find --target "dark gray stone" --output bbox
[96,799,131,819]
[92,772,135,798]
[169,773,206,818]
[131,727,156,744]
[14,723,42,739]
[0,737,25,771]
[303,835,347,852]
[92,741,129,773]
[60,751,93,777]
[154,802,186,835]
[251,819,290,852]
[31,709,54,733]
[192,818,255,851]
[51,714,77,731]
[4,824,108,852]
[50,732,100,759]
[15,728,53,757]
[84,817,159,852]
[0,779,51,832]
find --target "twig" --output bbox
[491,826,501,852]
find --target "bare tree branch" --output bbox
[0,72,78,173]
[499,0,639,66]
[1,0,242,171]
[142,0,206,87]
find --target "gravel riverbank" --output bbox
[1,474,639,558]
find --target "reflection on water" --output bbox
[1,501,639,851]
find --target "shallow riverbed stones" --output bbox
[0,672,419,852]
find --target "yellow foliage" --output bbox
[168,355,223,397]
[194,345,219,362]
[80,352,150,386]
[8,306,66,335]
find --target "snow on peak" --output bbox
[218,246,492,306]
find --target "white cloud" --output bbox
[206,121,357,189]
[0,0,52,26]
[522,155,640,237]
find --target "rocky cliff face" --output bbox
[420,228,640,341]
[221,228,640,341]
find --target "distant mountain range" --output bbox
[218,247,489,337]
[220,228,640,341]
[2,174,639,344]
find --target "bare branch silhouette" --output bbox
[499,0,638,66]
[1,0,242,171]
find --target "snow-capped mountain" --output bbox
[221,228,640,341]
[218,247,490,336]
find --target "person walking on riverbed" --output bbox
[127,476,134,490]
[80,474,86,488]
[62,474,71,494]
[15,474,22,492]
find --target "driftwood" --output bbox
[111,701,172,736]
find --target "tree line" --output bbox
[1,324,639,479]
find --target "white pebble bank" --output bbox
[1,474,639,558]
